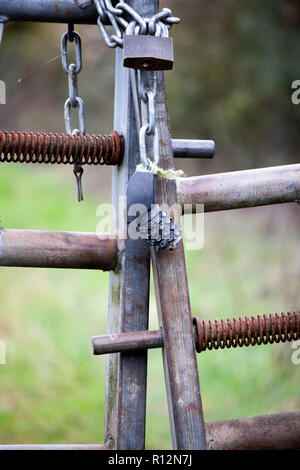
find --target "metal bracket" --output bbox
[126,171,181,250]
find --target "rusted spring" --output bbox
[0,130,123,165]
[92,311,300,356]
[193,311,300,353]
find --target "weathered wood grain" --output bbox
[150,69,207,449]
[104,0,159,451]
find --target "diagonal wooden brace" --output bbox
[149,69,207,450]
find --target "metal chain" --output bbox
[93,0,180,48]
[137,70,159,169]
[92,2,179,168]
[61,23,86,201]
[132,70,181,250]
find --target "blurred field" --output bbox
[0,0,299,450]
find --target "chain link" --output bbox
[61,23,86,201]
[93,0,180,48]
[93,2,181,249]
[92,1,179,168]
[136,71,159,168]
[92,2,179,169]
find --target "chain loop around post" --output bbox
[92,0,180,48]
[92,2,180,174]
[148,9,173,35]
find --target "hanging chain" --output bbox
[94,1,182,250]
[93,0,180,48]
[61,23,86,201]
[92,1,179,169]
[131,68,182,250]
[137,70,159,169]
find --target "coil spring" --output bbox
[193,311,300,353]
[0,130,123,166]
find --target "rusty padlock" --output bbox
[123,34,174,71]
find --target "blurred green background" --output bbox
[0,0,299,449]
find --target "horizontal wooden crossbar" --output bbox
[1,411,298,450]
[177,163,300,212]
[0,228,117,271]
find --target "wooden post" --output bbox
[104,0,158,451]
[151,72,207,448]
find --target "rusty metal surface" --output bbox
[0,0,100,25]
[206,412,300,450]
[123,35,174,70]
[0,131,123,166]
[0,228,117,271]
[3,411,298,450]
[93,329,163,355]
[92,311,300,355]
[150,67,207,449]
[177,163,300,212]
[0,131,214,165]
[0,444,106,450]
[194,311,300,352]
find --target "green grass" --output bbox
[0,164,299,449]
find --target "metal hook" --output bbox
[67,23,75,42]
[73,164,84,202]
[0,16,8,49]
[72,129,84,202]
